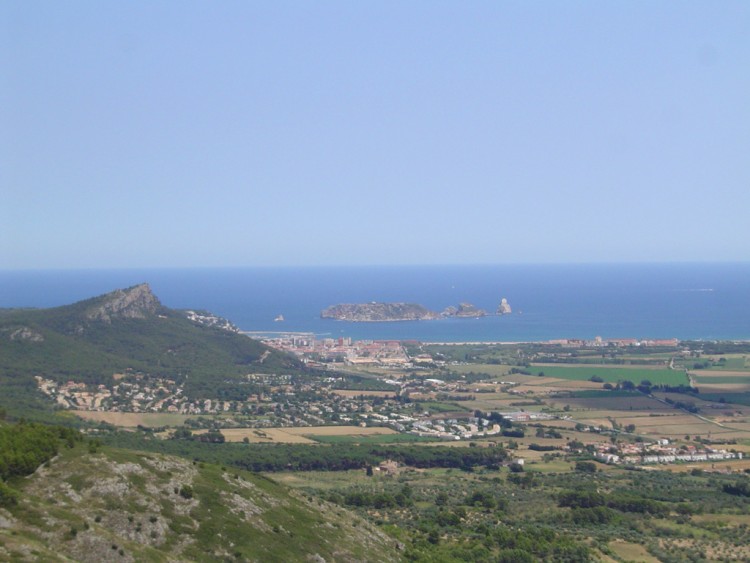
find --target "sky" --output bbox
[2,1,749,269]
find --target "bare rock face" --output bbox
[4,326,45,342]
[85,283,161,323]
[497,298,512,315]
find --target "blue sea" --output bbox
[1,264,749,342]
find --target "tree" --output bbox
[0,481,19,508]
[575,461,597,473]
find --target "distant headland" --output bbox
[321,299,512,322]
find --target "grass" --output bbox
[414,401,468,413]
[608,540,660,562]
[694,376,750,384]
[705,356,750,370]
[700,393,750,407]
[568,389,643,399]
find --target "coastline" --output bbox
[3,263,749,343]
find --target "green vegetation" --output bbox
[103,431,510,472]
[310,433,440,444]
[331,373,396,391]
[528,365,688,386]
[0,422,80,481]
[693,375,750,384]
[277,461,750,562]
[0,422,83,509]
[700,392,750,406]
[0,285,310,413]
[568,389,643,399]
[0,423,399,562]
[6,292,750,561]
[415,400,467,413]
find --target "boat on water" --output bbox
[274,314,284,322]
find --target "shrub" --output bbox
[0,481,19,507]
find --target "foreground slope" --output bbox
[0,443,400,562]
[0,284,307,409]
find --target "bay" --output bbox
[1,263,748,342]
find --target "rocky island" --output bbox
[497,298,512,315]
[321,302,441,322]
[442,302,487,318]
[321,301,495,321]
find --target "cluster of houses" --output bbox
[36,374,196,413]
[408,417,504,441]
[258,334,415,366]
[593,439,743,465]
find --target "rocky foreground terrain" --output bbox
[0,444,400,562]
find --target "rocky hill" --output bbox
[441,303,487,318]
[0,429,400,562]
[0,284,308,413]
[82,283,161,323]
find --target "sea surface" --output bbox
[1,264,749,343]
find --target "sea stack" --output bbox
[497,298,512,315]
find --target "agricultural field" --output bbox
[529,364,689,385]
[556,394,668,411]
[699,355,750,370]
[448,363,512,378]
[331,389,397,398]
[202,425,399,444]
[73,410,203,427]
[691,369,750,394]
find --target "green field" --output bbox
[706,356,750,370]
[530,365,688,386]
[694,376,750,385]
[568,389,644,399]
[415,401,469,413]
[700,393,750,406]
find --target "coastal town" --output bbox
[32,330,750,471]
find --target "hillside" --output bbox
[0,284,308,413]
[0,424,399,562]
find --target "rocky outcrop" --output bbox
[497,298,512,315]
[442,303,487,318]
[3,326,45,342]
[85,283,161,323]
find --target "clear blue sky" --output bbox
[2,1,749,269]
